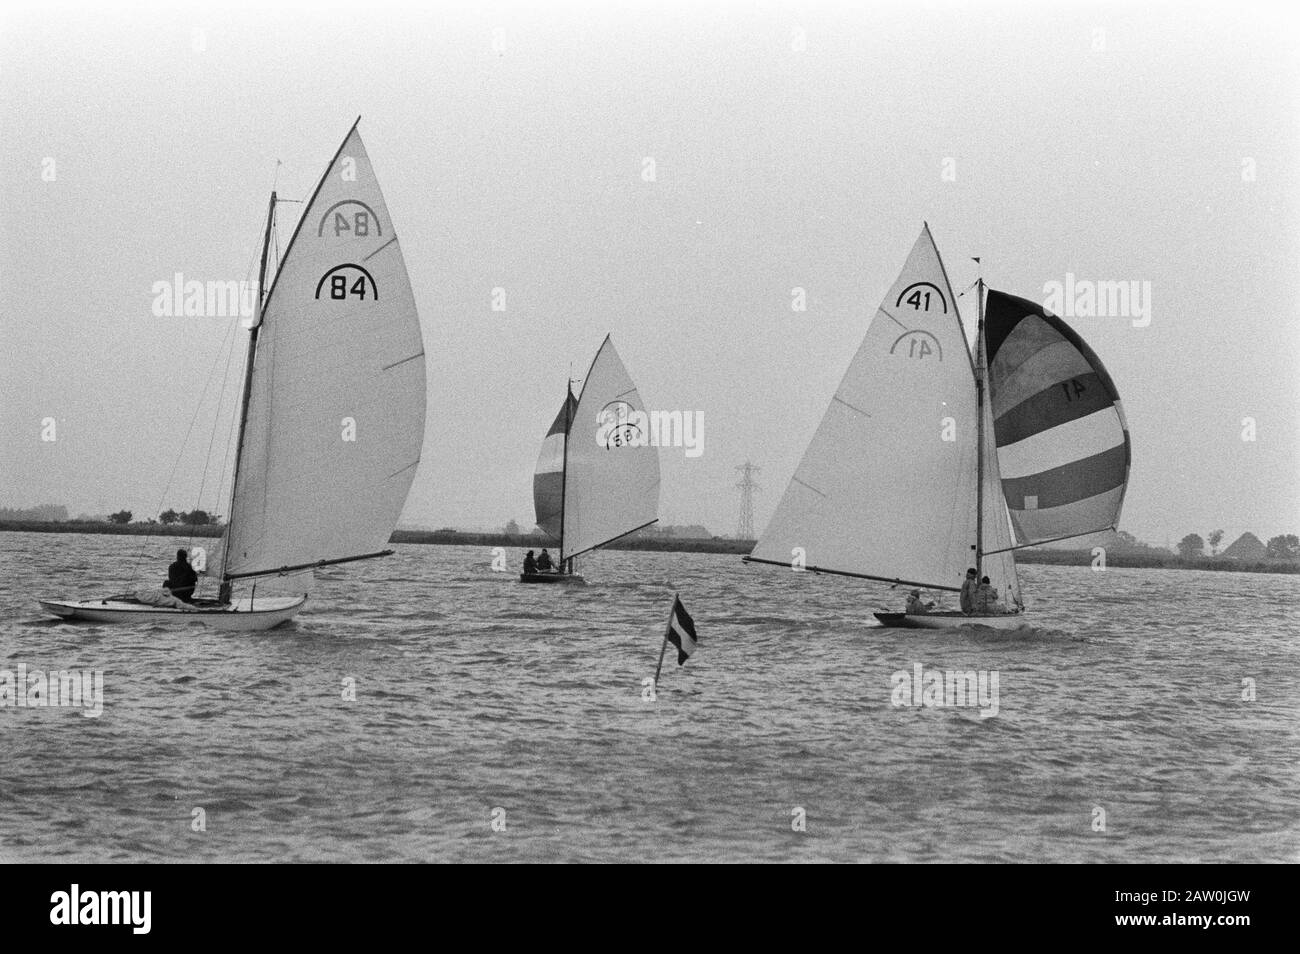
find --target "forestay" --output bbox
[561,335,660,560]
[984,289,1130,546]
[223,122,427,579]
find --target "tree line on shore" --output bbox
[5,506,1299,566]
[105,509,223,526]
[1175,530,1298,562]
[80,516,1300,561]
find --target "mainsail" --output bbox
[751,225,990,593]
[984,290,1130,547]
[532,390,577,539]
[560,335,660,561]
[222,121,427,579]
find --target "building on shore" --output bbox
[1221,532,1267,561]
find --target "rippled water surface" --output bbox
[1,531,1297,862]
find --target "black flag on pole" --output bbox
[665,595,699,665]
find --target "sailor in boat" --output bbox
[973,576,1006,615]
[523,550,538,575]
[536,549,555,573]
[905,590,934,615]
[959,568,978,613]
[165,549,198,603]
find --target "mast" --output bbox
[974,276,986,581]
[558,381,574,571]
[219,191,277,597]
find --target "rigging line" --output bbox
[128,203,268,591]
[124,309,237,589]
[212,339,243,547]
[198,204,269,575]
[216,214,265,501]
[214,208,270,532]
[192,313,241,541]
[212,320,245,528]
[218,202,279,571]
[181,308,240,555]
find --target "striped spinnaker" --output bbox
[984,289,1131,545]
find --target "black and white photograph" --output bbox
[1,0,1296,899]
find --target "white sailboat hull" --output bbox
[874,611,1028,631]
[39,595,307,631]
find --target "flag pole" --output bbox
[654,635,669,684]
[653,592,677,684]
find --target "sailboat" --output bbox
[40,119,427,631]
[745,224,1130,629]
[523,334,661,583]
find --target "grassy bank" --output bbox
[3,521,1297,574]
[1012,547,1299,575]
[0,520,224,538]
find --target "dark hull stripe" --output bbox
[1001,441,1128,510]
[993,372,1114,446]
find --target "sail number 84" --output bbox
[330,275,370,300]
[330,211,371,237]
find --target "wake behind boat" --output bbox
[40,119,427,631]
[746,224,1131,630]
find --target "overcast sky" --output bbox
[2,0,1297,546]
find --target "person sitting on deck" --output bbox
[905,590,934,615]
[973,575,1003,614]
[959,567,978,613]
[523,550,538,575]
[536,549,554,572]
[166,548,198,603]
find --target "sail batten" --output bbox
[223,124,426,580]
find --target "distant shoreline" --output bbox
[3,520,1297,575]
